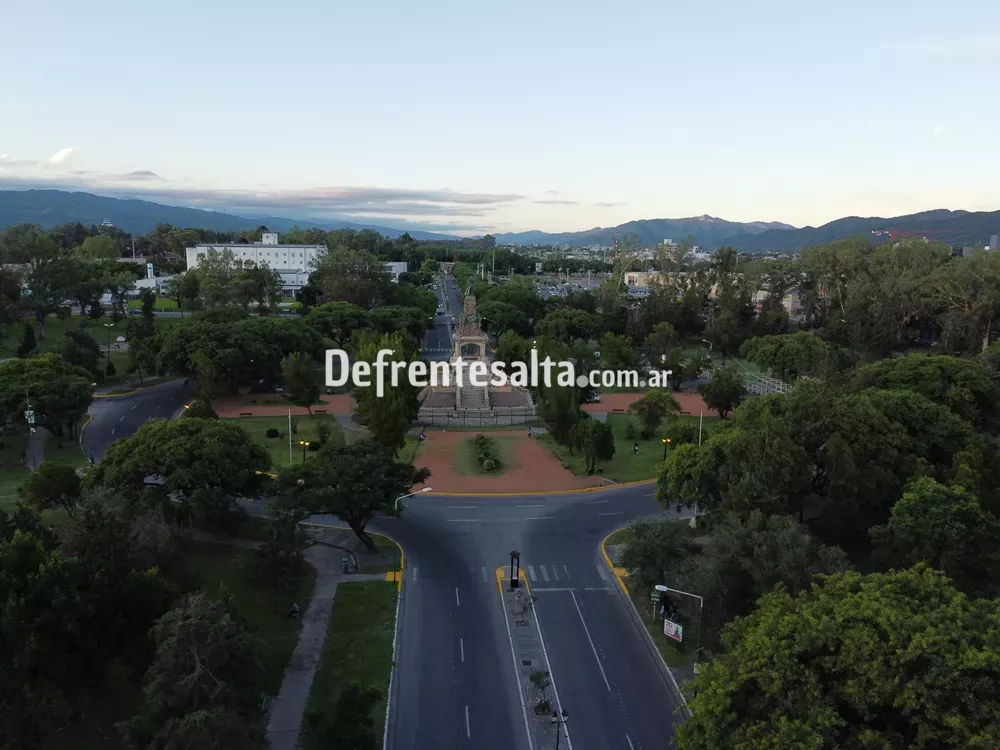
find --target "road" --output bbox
[376,486,689,750]
[421,278,458,361]
[82,378,193,461]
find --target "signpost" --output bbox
[663,618,683,643]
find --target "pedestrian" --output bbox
[633,442,639,456]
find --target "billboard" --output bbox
[663,618,683,643]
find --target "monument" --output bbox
[417,288,537,427]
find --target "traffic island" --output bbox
[495,567,571,750]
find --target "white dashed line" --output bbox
[119,416,125,422]
[465,705,471,737]
[571,590,611,691]
[540,566,550,581]
[552,567,560,581]
[482,567,488,582]
[626,734,635,750]
[517,504,543,508]
[585,499,610,504]
[455,588,461,607]
[460,638,465,662]
[563,565,571,580]
[111,428,116,435]
[528,566,537,581]
[131,405,137,411]
[598,511,624,516]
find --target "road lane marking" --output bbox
[460,638,465,663]
[465,705,470,738]
[517,504,543,508]
[598,511,624,516]
[552,567,560,581]
[447,519,481,522]
[111,428,116,435]
[495,569,535,750]
[131,404,137,410]
[563,565,571,580]
[585,499,610,504]
[540,566,550,581]
[449,506,475,509]
[119,416,125,421]
[156,404,161,410]
[570,590,611,692]
[525,516,554,520]
[528,566,537,581]
[455,587,461,607]
[626,735,635,750]
[482,566,488,582]
[596,565,609,581]
[412,566,418,583]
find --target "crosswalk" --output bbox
[405,562,613,588]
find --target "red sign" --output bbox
[663,619,683,642]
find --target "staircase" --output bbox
[457,384,490,409]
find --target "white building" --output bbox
[185,232,326,297]
[384,261,408,281]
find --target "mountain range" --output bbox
[0,189,457,241]
[1,189,997,252]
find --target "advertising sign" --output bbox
[663,618,683,643]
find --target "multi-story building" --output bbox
[185,232,326,297]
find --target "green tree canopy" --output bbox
[629,389,680,439]
[697,367,744,419]
[677,565,1000,750]
[0,353,93,441]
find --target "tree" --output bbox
[739,331,852,382]
[697,368,744,419]
[253,505,307,589]
[601,332,635,370]
[165,271,201,317]
[276,439,418,553]
[282,352,321,414]
[76,235,119,261]
[495,331,531,370]
[644,322,678,358]
[619,517,700,594]
[305,300,371,349]
[676,565,1000,750]
[870,477,1000,595]
[15,227,77,338]
[60,327,102,378]
[0,354,93,443]
[121,593,266,750]
[16,320,36,358]
[86,419,271,519]
[537,383,582,444]
[534,308,601,343]
[477,300,530,338]
[352,332,419,454]
[311,247,390,308]
[17,461,82,519]
[569,417,616,473]
[629,389,680,438]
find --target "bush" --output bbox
[183,398,218,419]
[482,458,497,472]
[308,441,320,452]
[625,422,637,441]
[265,428,280,439]
[316,419,333,446]
[473,434,502,472]
[664,420,699,445]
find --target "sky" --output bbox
[1,1,999,235]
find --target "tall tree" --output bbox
[629,390,680,438]
[676,565,1000,750]
[281,352,321,414]
[697,367,744,419]
[352,331,420,454]
[569,417,616,474]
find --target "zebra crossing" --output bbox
[402,562,614,589]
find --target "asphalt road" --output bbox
[82,378,193,461]
[372,485,689,750]
[421,279,456,361]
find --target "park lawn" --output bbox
[452,435,520,476]
[185,540,317,695]
[301,581,398,750]
[398,434,421,463]
[359,532,403,575]
[0,314,183,358]
[228,415,344,471]
[605,527,633,547]
[0,431,30,512]
[539,414,715,483]
[127,297,179,311]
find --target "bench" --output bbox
[239,412,253,417]
[612,408,625,413]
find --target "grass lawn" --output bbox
[185,540,317,695]
[539,414,716,483]
[0,314,183,359]
[228,415,344,472]
[630,590,688,667]
[360,532,402,574]
[302,581,398,750]
[127,297,179,312]
[0,429,89,512]
[605,527,633,547]
[452,435,520,476]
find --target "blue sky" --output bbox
[2,1,998,235]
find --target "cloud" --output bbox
[46,147,74,165]
[932,124,947,136]
[593,201,625,208]
[118,169,164,181]
[0,154,36,169]
[534,199,579,205]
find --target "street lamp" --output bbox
[298,440,310,461]
[394,486,432,513]
[509,550,521,589]
[551,709,569,750]
[661,437,672,462]
[701,339,713,354]
[104,322,114,356]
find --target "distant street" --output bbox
[82,379,193,462]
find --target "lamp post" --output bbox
[551,709,569,750]
[661,437,671,462]
[298,440,310,461]
[509,550,521,589]
[394,486,432,513]
[701,338,713,355]
[104,322,114,357]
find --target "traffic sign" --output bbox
[664,618,683,643]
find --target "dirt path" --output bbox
[413,429,606,493]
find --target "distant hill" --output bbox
[494,215,795,248]
[725,209,1000,252]
[0,189,458,240]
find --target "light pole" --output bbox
[394,486,432,513]
[701,339,713,355]
[551,709,569,750]
[298,440,310,461]
[661,437,671,462]
[104,322,114,356]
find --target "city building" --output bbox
[385,261,408,281]
[185,232,326,297]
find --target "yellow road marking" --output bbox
[600,529,631,595]
[495,565,531,596]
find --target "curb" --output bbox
[424,477,656,498]
[78,413,93,449]
[92,385,152,399]
[599,528,691,716]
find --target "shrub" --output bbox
[316,419,333,446]
[473,434,502,471]
[625,422,637,441]
[308,441,320,452]
[183,399,218,419]
[265,427,280,438]
[482,458,497,472]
